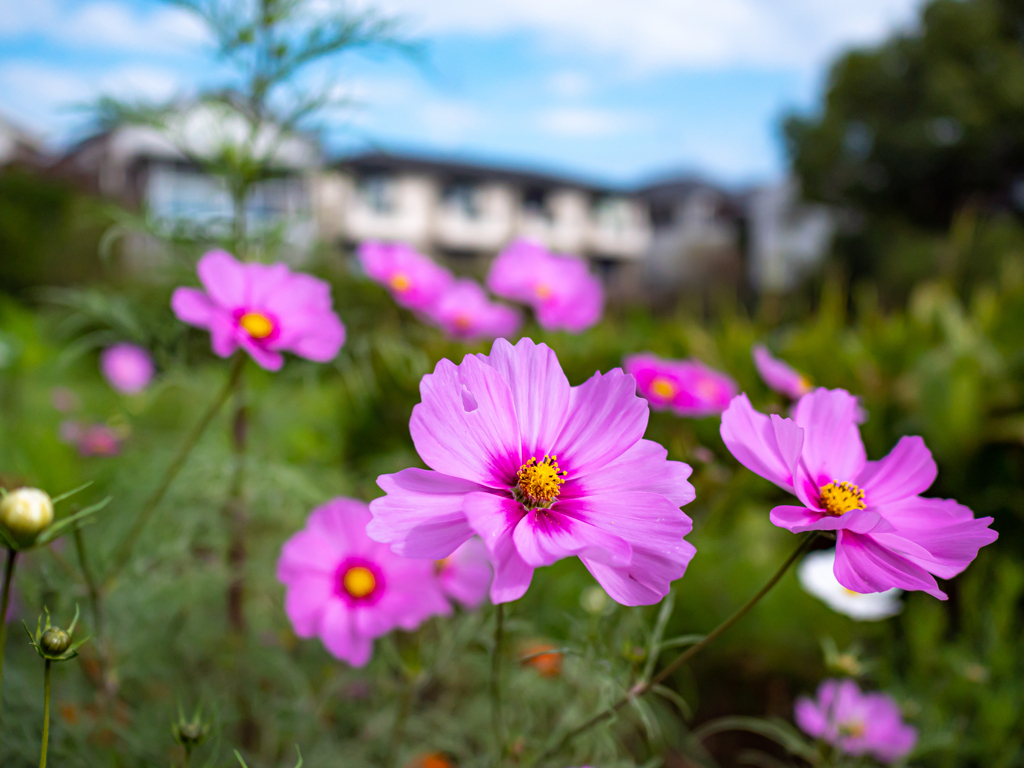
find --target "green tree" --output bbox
[785,0,1024,294]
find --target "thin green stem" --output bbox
[532,533,820,766]
[0,547,18,750]
[107,354,246,584]
[73,527,102,638]
[491,602,506,760]
[39,659,51,768]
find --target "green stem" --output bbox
[73,527,102,638]
[532,533,820,766]
[107,354,246,584]
[0,547,18,750]
[491,602,506,760]
[39,659,51,768]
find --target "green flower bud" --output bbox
[0,488,54,544]
[40,627,70,656]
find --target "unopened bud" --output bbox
[41,627,70,655]
[0,488,54,543]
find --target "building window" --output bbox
[522,186,549,218]
[649,203,674,229]
[147,164,232,223]
[592,195,631,232]
[359,173,396,214]
[146,163,307,227]
[442,179,481,220]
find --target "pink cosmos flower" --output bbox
[171,250,345,371]
[100,343,154,394]
[358,241,453,312]
[276,497,451,667]
[425,279,521,341]
[720,388,997,599]
[434,537,492,609]
[78,424,121,456]
[752,344,811,400]
[367,337,696,606]
[487,240,603,332]
[624,353,738,418]
[795,679,917,763]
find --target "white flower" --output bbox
[0,488,54,543]
[798,548,902,621]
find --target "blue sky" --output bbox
[0,0,924,187]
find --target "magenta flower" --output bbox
[171,250,345,371]
[425,279,521,341]
[435,537,492,609]
[367,337,696,606]
[624,353,738,418]
[100,343,154,394]
[74,424,121,457]
[487,240,603,332]
[752,344,811,400]
[276,497,451,667]
[720,388,997,599]
[795,679,917,763]
[358,241,453,312]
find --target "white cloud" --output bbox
[536,106,646,138]
[0,61,183,139]
[547,70,592,99]
[0,0,209,54]
[368,0,922,73]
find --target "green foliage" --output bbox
[0,169,108,295]
[785,0,1024,298]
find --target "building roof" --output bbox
[334,149,627,195]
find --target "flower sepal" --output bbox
[24,606,89,663]
[0,484,111,551]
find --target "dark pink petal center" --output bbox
[334,557,386,606]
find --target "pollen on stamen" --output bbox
[819,480,866,516]
[514,454,567,509]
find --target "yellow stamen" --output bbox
[342,566,376,598]
[239,312,274,339]
[389,272,412,291]
[839,721,866,738]
[535,284,552,299]
[650,377,676,399]
[434,557,451,575]
[819,481,866,516]
[453,315,473,331]
[515,455,567,508]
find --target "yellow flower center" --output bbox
[389,272,412,291]
[650,377,676,399]
[342,566,376,598]
[514,455,567,509]
[453,315,473,331]
[535,284,552,299]
[433,557,451,575]
[239,312,274,339]
[819,481,866,516]
[839,720,866,738]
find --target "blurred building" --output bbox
[745,179,834,292]
[45,113,833,295]
[635,177,745,298]
[52,103,321,267]
[0,113,45,167]
[317,151,652,297]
